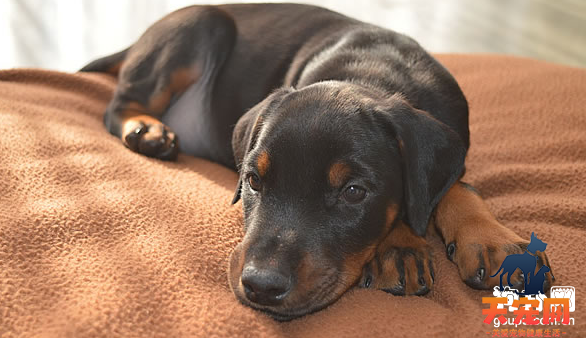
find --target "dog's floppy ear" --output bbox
[231,88,292,204]
[377,99,467,236]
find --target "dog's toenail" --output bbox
[418,276,426,286]
[382,285,405,296]
[446,242,456,261]
[399,276,406,286]
[364,276,372,288]
[414,285,430,296]
[133,123,146,135]
[477,267,485,280]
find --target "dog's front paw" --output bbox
[123,117,179,161]
[445,230,553,292]
[360,222,434,296]
[445,229,525,290]
[434,182,554,292]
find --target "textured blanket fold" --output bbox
[1,55,584,337]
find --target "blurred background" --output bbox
[0,0,584,71]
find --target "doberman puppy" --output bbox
[81,3,553,320]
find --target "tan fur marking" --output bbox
[170,66,200,91]
[383,204,399,239]
[377,220,428,255]
[257,151,270,177]
[121,114,161,138]
[281,247,372,312]
[328,161,351,188]
[123,101,148,115]
[403,255,419,294]
[117,102,161,138]
[435,183,524,254]
[148,65,201,114]
[344,245,377,285]
[295,253,317,297]
[148,89,172,115]
[108,61,124,76]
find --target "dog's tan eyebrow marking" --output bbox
[328,161,351,188]
[256,150,270,177]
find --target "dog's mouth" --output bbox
[238,298,331,321]
[231,275,353,321]
[248,300,338,321]
[228,249,361,320]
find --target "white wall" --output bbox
[0,0,482,71]
[1,0,584,71]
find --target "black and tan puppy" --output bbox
[82,3,552,320]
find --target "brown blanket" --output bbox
[1,55,584,337]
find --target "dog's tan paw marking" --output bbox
[123,117,179,161]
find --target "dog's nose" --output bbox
[241,263,291,306]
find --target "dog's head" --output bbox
[228,81,467,320]
[527,232,547,254]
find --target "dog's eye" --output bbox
[342,185,366,203]
[247,173,262,191]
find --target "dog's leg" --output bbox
[434,182,553,291]
[507,271,515,288]
[91,6,235,160]
[526,267,534,292]
[359,221,434,296]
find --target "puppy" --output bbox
[81,3,552,320]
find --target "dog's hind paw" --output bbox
[122,116,179,161]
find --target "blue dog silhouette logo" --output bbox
[491,232,554,296]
